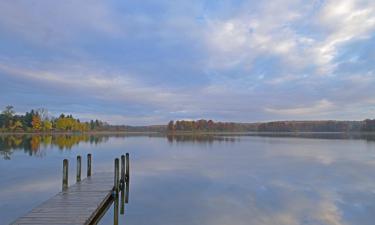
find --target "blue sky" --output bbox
[0,0,375,125]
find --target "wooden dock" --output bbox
[10,154,130,225]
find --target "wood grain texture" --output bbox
[10,172,114,225]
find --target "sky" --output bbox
[0,0,375,125]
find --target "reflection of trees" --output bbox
[166,132,375,144]
[246,132,375,141]
[2,132,375,160]
[166,134,238,144]
[0,134,110,159]
[0,135,23,159]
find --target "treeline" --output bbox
[167,119,375,133]
[167,120,253,132]
[97,125,166,133]
[0,106,108,132]
[256,120,363,132]
[361,119,375,132]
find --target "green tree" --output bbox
[11,120,23,131]
[167,120,174,131]
[1,105,15,129]
[2,105,15,117]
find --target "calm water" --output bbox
[1,133,375,225]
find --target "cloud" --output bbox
[205,0,375,76]
[0,0,375,124]
[265,99,335,116]
[205,1,312,70]
[312,0,375,74]
[0,61,184,109]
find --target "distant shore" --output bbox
[2,130,375,136]
[0,131,161,135]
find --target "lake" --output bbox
[1,133,375,225]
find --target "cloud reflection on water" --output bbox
[97,135,375,225]
[1,134,375,225]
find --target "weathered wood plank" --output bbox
[10,172,114,225]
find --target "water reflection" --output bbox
[167,134,239,144]
[246,132,375,141]
[89,175,130,225]
[166,132,375,143]
[0,134,109,159]
[109,172,130,225]
[2,132,375,160]
[120,176,130,214]
[1,134,375,225]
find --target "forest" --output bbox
[167,119,375,133]
[361,119,375,132]
[0,105,107,132]
[2,105,375,133]
[0,105,167,133]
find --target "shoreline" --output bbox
[1,131,375,136]
[0,131,162,135]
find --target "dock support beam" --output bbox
[77,155,81,182]
[121,155,125,188]
[114,193,119,225]
[87,153,92,177]
[62,159,68,190]
[120,184,125,215]
[125,179,129,203]
[125,153,130,182]
[114,158,120,194]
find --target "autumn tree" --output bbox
[42,120,53,131]
[10,120,23,131]
[0,106,110,133]
[32,114,42,131]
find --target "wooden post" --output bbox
[114,193,119,225]
[76,155,81,182]
[121,155,125,189]
[125,153,130,182]
[114,158,119,194]
[87,154,92,177]
[125,178,129,204]
[62,159,68,190]
[120,184,125,215]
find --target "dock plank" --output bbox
[10,173,114,225]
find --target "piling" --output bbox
[120,186,125,215]
[125,177,129,204]
[77,155,81,182]
[121,155,125,188]
[13,154,131,225]
[87,153,92,177]
[125,153,130,182]
[62,159,68,190]
[114,194,119,225]
[114,158,120,194]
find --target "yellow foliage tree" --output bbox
[42,120,52,131]
[32,115,42,131]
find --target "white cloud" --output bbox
[265,99,335,116]
[0,61,257,123]
[205,0,311,71]
[0,62,180,107]
[312,0,375,74]
[0,0,375,123]
[205,0,375,76]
